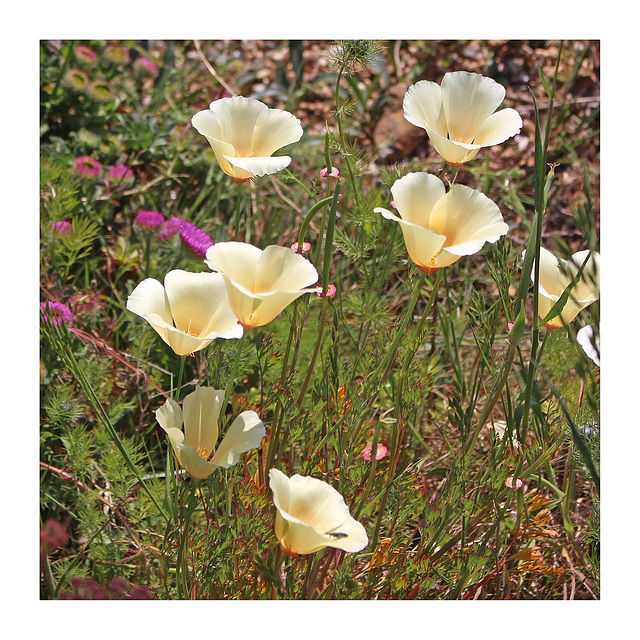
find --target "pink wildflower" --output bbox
[134,56,159,78]
[50,220,71,236]
[505,476,523,489]
[179,220,214,257]
[317,283,337,298]
[107,164,133,181]
[320,166,340,179]
[290,241,311,254]
[74,44,97,65]
[74,156,101,179]
[134,210,164,230]
[158,216,182,241]
[41,301,73,326]
[363,441,388,461]
[40,519,68,557]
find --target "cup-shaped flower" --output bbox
[403,71,523,165]
[525,247,600,329]
[191,96,303,182]
[205,242,320,329]
[156,387,265,479]
[126,269,242,356]
[374,172,508,272]
[268,469,368,557]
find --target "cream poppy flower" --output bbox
[526,247,600,329]
[268,468,368,557]
[576,325,600,366]
[126,269,242,356]
[374,172,508,272]
[205,242,320,329]
[156,386,265,480]
[403,71,523,165]
[191,96,304,182]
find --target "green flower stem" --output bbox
[334,65,359,205]
[173,355,187,403]
[372,268,428,384]
[224,332,247,414]
[264,304,299,477]
[234,182,244,241]
[144,232,152,278]
[176,480,199,599]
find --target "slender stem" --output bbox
[234,182,244,241]
[224,332,246,412]
[174,355,187,402]
[264,305,299,476]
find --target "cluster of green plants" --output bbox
[40,39,599,600]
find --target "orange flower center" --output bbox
[417,251,441,274]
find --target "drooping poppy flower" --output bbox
[156,387,265,480]
[374,172,508,272]
[403,71,522,165]
[126,269,242,355]
[192,96,303,182]
[205,242,320,329]
[268,468,368,557]
[525,247,600,329]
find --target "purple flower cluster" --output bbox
[134,210,165,230]
[41,301,73,326]
[179,220,214,257]
[158,215,182,241]
[58,576,155,600]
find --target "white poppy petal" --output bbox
[155,397,183,432]
[175,444,220,479]
[424,127,480,165]
[473,108,523,147]
[182,387,225,456]
[429,185,508,255]
[163,270,236,338]
[209,411,265,468]
[256,245,318,293]
[205,96,267,155]
[126,278,173,326]
[441,71,506,143]
[251,108,303,156]
[389,172,446,227]
[375,207,446,269]
[225,155,292,178]
[205,242,262,290]
[403,80,447,136]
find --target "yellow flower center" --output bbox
[417,250,441,274]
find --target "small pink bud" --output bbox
[363,441,387,461]
[320,167,340,179]
[290,241,311,254]
[505,476,523,489]
[317,284,337,298]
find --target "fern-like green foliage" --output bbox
[40,155,100,285]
